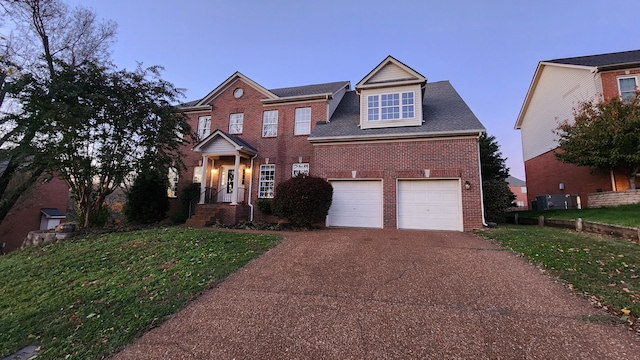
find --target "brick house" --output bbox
[506,176,528,210]
[0,165,69,253]
[179,56,486,231]
[515,50,640,207]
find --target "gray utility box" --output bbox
[534,194,581,210]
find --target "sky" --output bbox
[66,0,640,180]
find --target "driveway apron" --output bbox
[113,228,640,359]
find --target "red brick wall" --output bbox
[509,185,528,210]
[312,137,484,231]
[0,176,69,253]
[600,68,640,100]
[524,149,629,208]
[175,79,329,220]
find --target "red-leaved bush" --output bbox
[271,175,333,227]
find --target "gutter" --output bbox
[261,93,333,105]
[308,129,486,143]
[477,132,488,227]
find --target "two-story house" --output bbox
[178,56,486,231]
[515,49,640,208]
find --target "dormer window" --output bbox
[368,92,415,120]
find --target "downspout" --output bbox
[477,132,488,227]
[248,153,258,221]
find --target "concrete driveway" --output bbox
[113,228,640,359]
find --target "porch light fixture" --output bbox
[464,181,471,190]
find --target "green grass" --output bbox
[480,225,639,323]
[0,227,281,359]
[509,203,640,227]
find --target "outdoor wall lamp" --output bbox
[464,181,471,190]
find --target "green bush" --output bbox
[256,198,272,215]
[272,175,333,227]
[124,169,170,224]
[171,182,201,224]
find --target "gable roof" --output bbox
[356,55,427,90]
[192,129,258,154]
[181,75,350,109]
[309,81,485,142]
[506,176,526,186]
[515,49,640,130]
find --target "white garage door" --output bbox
[397,180,462,231]
[327,180,383,228]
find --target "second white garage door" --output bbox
[397,180,462,231]
[327,180,383,228]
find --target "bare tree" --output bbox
[0,0,117,223]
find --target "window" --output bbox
[521,186,527,194]
[292,163,309,177]
[619,77,637,100]
[167,167,179,198]
[262,110,278,137]
[193,166,203,184]
[197,116,211,140]
[367,91,415,121]
[229,113,243,134]
[294,108,311,135]
[259,164,275,198]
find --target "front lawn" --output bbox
[0,227,281,359]
[509,203,640,227]
[480,225,639,327]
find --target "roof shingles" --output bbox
[547,49,640,68]
[309,81,485,140]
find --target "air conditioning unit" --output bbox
[534,194,581,210]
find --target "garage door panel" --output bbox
[397,180,462,231]
[327,181,383,228]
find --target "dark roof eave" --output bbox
[308,129,485,143]
[596,61,640,72]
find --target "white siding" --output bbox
[520,65,599,161]
[368,63,416,83]
[200,138,236,154]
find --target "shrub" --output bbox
[272,175,333,227]
[256,198,272,215]
[123,169,170,224]
[171,182,201,224]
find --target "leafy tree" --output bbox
[7,60,192,227]
[0,0,116,223]
[124,169,170,224]
[555,93,640,190]
[272,175,333,227]
[479,133,515,223]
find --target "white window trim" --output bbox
[258,164,275,198]
[193,166,203,184]
[618,76,638,100]
[262,110,278,137]
[197,116,211,140]
[229,113,244,134]
[294,107,311,135]
[167,167,179,198]
[292,163,309,177]
[367,91,414,121]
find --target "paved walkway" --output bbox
[113,229,640,359]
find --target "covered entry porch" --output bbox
[190,130,258,225]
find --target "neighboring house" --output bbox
[178,56,486,231]
[0,164,70,253]
[506,176,528,210]
[515,49,640,207]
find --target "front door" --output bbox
[219,166,234,203]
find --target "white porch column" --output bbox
[231,153,241,205]
[199,156,208,204]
